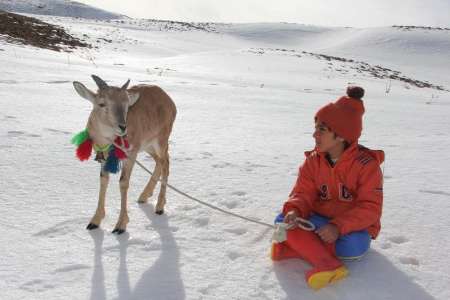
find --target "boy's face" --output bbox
[313,121,343,153]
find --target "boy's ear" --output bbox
[336,136,345,142]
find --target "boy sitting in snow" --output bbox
[271,86,384,290]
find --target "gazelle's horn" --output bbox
[91,75,108,90]
[121,79,130,90]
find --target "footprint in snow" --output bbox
[388,236,409,244]
[53,264,90,273]
[177,204,197,211]
[198,283,220,295]
[245,162,268,168]
[104,238,152,253]
[6,130,40,138]
[222,199,239,209]
[0,80,18,84]
[259,272,277,291]
[174,157,194,162]
[201,151,213,159]
[419,190,450,197]
[231,84,248,88]
[194,217,210,227]
[33,218,85,238]
[399,256,420,266]
[45,80,70,84]
[142,243,163,252]
[212,162,233,169]
[227,250,244,261]
[20,279,55,292]
[379,242,392,250]
[7,130,25,137]
[44,128,72,135]
[224,227,247,235]
[231,191,247,197]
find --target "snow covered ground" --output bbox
[1,12,450,300]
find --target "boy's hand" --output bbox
[284,210,299,224]
[316,224,339,243]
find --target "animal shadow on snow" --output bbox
[274,250,434,300]
[88,204,185,300]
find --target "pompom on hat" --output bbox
[315,86,366,143]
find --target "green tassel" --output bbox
[71,129,89,146]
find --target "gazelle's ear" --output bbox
[121,79,130,90]
[73,81,96,104]
[127,91,140,106]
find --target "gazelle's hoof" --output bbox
[112,228,126,235]
[137,193,151,204]
[155,209,164,215]
[86,223,99,230]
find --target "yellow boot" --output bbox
[306,266,349,290]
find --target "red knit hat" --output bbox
[315,86,365,143]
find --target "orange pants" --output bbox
[273,228,343,274]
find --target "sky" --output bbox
[75,0,450,28]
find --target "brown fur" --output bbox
[77,81,176,233]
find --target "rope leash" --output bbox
[113,141,316,233]
[272,218,316,243]
[134,158,276,229]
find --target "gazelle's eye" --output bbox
[98,103,106,108]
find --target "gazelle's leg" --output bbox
[155,145,169,215]
[113,152,137,234]
[87,165,109,230]
[137,152,162,203]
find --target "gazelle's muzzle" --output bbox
[118,124,127,136]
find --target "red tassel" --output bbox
[114,136,129,160]
[76,139,93,161]
[115,147,127,160]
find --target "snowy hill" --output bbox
[215,22,450,88]
[1,13,450,300]
[0,0,125,20]
[306,26,450,87]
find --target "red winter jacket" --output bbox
[283,143,384,239]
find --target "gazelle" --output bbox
[73,75,177,234]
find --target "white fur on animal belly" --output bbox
[143,139,161,157]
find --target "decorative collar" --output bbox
[71,129,130,174]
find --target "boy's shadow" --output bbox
[89,203,185,300]
[274,250,434,300]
